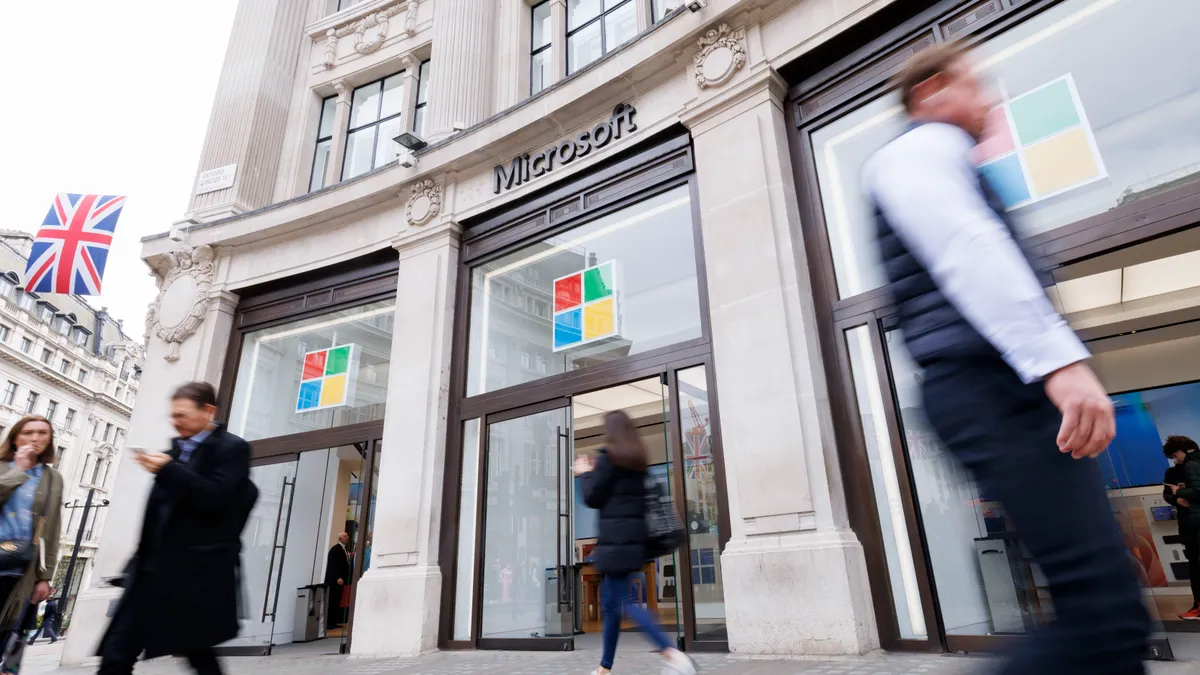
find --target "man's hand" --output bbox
[134,452,172,474]
[31,581,50,604]
[1179,498,1191,508]
[337,578,344,586]
[1044,362,1115,460]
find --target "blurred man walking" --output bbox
[97,382,257,675]
[863,44,1149,674]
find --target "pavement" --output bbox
[20,639,1200,675]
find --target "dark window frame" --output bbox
[341,72,408,181]
[531,0,553,94]
[414,60,431,136]
[566,0,636,75]
[310,95,338,192]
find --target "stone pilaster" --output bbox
[187,0,309,222]
[424,0,498,143]
[349,222,460,656]
[324,80,353,187]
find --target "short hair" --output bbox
[1164,435,1199,457]
[172,381,218,409]
[896,42,966,112]
[0,416,57,465]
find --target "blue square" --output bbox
[979,154,1031,208]
[297,380,322,411]
[553,309,583,350]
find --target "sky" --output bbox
[1,1,240,336]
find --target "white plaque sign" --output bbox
[196,164,238,195]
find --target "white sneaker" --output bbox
[661,651,696,675]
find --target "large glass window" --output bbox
[342,73,407,180]
[567,0,637,75]
[652,0,685,22]
[227,300,395,442]
[812,0,1200,299]
[452,419,482,640]
[310,96,337,192]
[466,185,701,396]
[414,60,431,137]
[531,1,553,95]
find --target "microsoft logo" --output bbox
[296,344,357,413]
[553,261,620,352]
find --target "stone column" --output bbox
[400,54,422,136]
[636,0,653,32]
[550,0,567,84]
[187,0,309,222]
[324,80,354,188]
[424,0,498,143]
[349,221,460,657]
[61,249,237,665]
[682,67,879,655]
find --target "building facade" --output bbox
[0,231,143,622]
[66,0,1200,664]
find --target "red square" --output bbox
[302,351,327,381]
[554,274,582,312]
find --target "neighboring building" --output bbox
[0,231,143,620]
[67,0,1200,665]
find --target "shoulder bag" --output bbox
[644,477,685,559]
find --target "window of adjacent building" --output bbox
[2,382,16,407]
[103,422,113,443]
[37,306,53,323]
[24,392,39,414]
[227,299,395,442]
[73,328,89,346]
[59,359,70,374]
[413,60,431,137]
[337,0,365,11]
[78,368,88,385]
[0,278,13,298]
[20,338,31,354]
[115,386,124,401]
[567,0,637,75]
[40,348,52,365]
[342,73,407,180]
[55,446,65,468]
[811,0,1200,299]
[466,184,702,395]
[17,293,35,312]
[45,400,58,422]
[0,325,9,343]
[64,408,76,430]
[54,317,71,336]
[91,421,99,440]
[531,1,553,94]
[652,0,685,22]
[90,455,103,485]
[309,96,338,193]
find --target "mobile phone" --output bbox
[129,446,147,456]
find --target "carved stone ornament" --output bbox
[693,24,746,89]
[145,245,217,362]
[406,179,442,226]
[322,1,414,68]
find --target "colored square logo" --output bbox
[552,262,620,352]
[976,74,1105,210]
[295,344,358,413]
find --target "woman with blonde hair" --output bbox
[0,416,64,642]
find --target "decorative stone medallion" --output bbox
[322,1,412,69]
[694,24,746,89]
[145,245,217,362]
[406,179,442,226]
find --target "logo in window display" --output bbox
[976,73,1107,210]
[552,261,621,352]
[295,344,358,413]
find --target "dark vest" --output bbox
[872,124,1048,372]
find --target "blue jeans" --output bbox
[600,573,672,669]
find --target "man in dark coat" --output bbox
[1163,436,1199,620]
[98,382,256,675]
[324,532,351,629]
[1174,437,1200,621]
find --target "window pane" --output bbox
[567,21,602,74]
[349,81,382,128]
[604,2,637,52]
[653,0,684,21]
[467,186,701,395]
[417,61,431,105]
[413,107,426,138]
[844,326,927,639]
[373,117,404,168]
[317,97,337,139]
[677,366,727,641]
[567,0,602,30]
[226,300,395,442]
[452,419,481,641]
[380,75,405,119]
[531,49,551,95]
[342,127,377,179]
[532,2,553,50]
[310,139,332,192]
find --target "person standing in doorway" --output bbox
[324,532,351,630]
[574,411,694,675]
[863,43,1149,674]
[98,382,256,675]
[1170,436,1200,619]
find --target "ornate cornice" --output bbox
[315,0,418,69]
[145,245,217,362]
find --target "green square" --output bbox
[325,345,351,375]
[1009,78,1081,146]
[583,263,614,303]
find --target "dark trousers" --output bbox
[599,573,672,669]
[1188,532,1200,607]
[326,584,342,628]
[923,359,1150,675]
[98,577,223,675]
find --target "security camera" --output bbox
[687,0,707,11]
[398,149,417,169]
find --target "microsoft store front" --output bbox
[785,0,1200,659]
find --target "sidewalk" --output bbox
[22,641,1199,675]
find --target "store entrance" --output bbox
[227,437,382,656]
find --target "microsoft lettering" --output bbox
[493,104,637,194]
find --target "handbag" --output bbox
[644,477,685,559]
[0,469,53,573]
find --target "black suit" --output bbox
[324,544,350,628]
[99,424,256,675]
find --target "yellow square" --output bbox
[319,374,348,407]
[583,299,615,339]
[1024,126,1100,197]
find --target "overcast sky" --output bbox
[2,1,239,336]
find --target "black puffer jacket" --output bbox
[580,450,647,574]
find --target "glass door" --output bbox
[238,457,301,655]
[477,402,576,649]
[341,437,383,654]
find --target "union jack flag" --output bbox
[25,193,126,296]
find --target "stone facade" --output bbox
[65,0,909,664]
